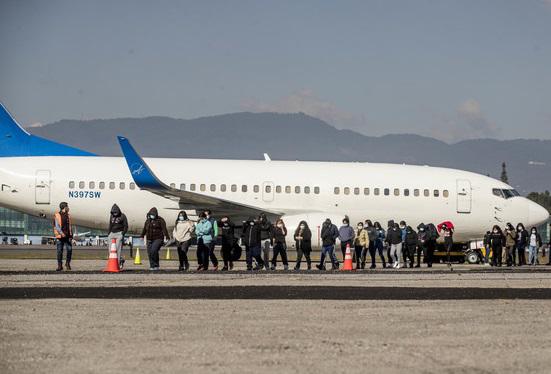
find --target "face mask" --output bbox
[493,230,498,233]
[224,222,229,226]
[178,216,185,221]
[277,224,283,228]
[343,223,348,226]
[357,225,363,229]
[299,225,305,229]
[400,225,405,229]
[250,222,255,226]
[420,228,424,231]
[149,215,156,219]
[532,230,536,234]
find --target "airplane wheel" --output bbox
[466,252,479,264]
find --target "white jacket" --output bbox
[173,220,195,242]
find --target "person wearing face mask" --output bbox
[386,220,395,266]
[338,217,355,260]
[372,221,387,268]
[219,216,236,271]
[270,218,289,270]
[141,207,170,270]
[258,213,274,270]
[399,221,408,266]
[317,218,340,270]
[387,223,403,269]
[483,230,492,265]
[204,210,219,271]
[516,223,528,266]
[416,223,429,268]
[504,223,517,267]
[107,204,128,269]
[53,202,73,271]
[172,211,195,271]
[353,222,368,269]
[362,220,377,269]
[404,226,418,268]
[441,224,454,268]
[195,212,213,271]
[528,227,542,266]
[294,221,312,270]
[489,225,505,267]
[242,216,264,271]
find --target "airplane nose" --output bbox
[528,202,549,227]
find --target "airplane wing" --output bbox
[117,136,282,220]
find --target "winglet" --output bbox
[117,136,166,190]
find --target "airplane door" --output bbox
[262,182,274,202]
[35,170,51,205]
[456,179,472,213]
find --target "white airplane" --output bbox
[0,103,548,246]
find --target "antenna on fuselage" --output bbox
[263,153,271,161]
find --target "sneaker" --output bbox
[56,264,63,271]
[395,264,401,269]
[212,265,218,271]
[229,262,234,270]
[65,262,71,271]
[119,258,125,270]
[253,264,262,271]
[294,266,300,271]
[414,264,420,268]
[316,264,325,271]
[221,266,228,271]
[307,264,311,270]
[283,265,289,271]
[370,265,376,269]
[196,266,204,271]
[270,265,276,271]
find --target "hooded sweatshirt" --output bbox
[172,211,195,242]
[141,207,169,241]
[108,204,128,236]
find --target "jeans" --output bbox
[107,231,124,262]
[176,239,192,268]
[271,242,288,268]
[263,240,271,269]
[369,240,386,268]
[246,245,264,269]
[56,238,72,265]
[528,245,538,265]
[147,239,163,268]
[390,243,402,266]
[208,241,219,267]
[197,238,210,269]
[320,244,339,268]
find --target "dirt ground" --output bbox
[1,259,551,373]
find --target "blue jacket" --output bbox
[195,219,213,244]
[400,227,407,242]
[338,225,355,242]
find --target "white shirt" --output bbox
[529,233,537,247]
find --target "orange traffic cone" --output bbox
[342,243,354,271]
[103,239,120,273]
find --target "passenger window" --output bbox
[285,186,291,194]
[295,186,301,194]
[433,190,439,197]
[120,182,125,190]
[266,185,272,193]
[384,188,390,196]
[404,189,410,197]
[344,187,350,195]
[242,185,247,192]
[424,189,429,197]
[304,186,310,194]
[210,184,216,192]
[69,181,75,189]
[180,183,186,191]
[231,184,237,192]
[79,181,85,189]
[394,188,400,196]
[443,190,449,198]
[276,186,282,193]
[414,189,420,197]
[314,187,320,194]
[190,184,196,191]
[354,187,360,195]
[374,188,380,196]
[200,184,206,192]
[130,183,136,190]
[89,181,95,189]
[220,184,226,192]
[334,187,340,195]
[253,185,259,193]
[109,182,115,190]
[99,182,105,190]
[364,188,370,195]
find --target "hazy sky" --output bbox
[1,0,550,142]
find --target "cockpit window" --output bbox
[493,188,520,199]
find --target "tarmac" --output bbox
[1,252,551,373]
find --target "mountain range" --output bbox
[29,112,550,194]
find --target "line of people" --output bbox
[483,223,544,267]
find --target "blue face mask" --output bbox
[178,216,185,221]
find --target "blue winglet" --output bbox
[117,136,166,190]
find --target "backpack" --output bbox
[426,223,439,241]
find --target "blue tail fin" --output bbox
[0,103,96,157]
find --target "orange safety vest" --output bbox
[53,212,72,239]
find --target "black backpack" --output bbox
[426,223,439,241]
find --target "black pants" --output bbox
[516,245,525,266]
[354,245,363,268]
[341,240,352,259]
[361,241,374,269]
[426,241,435,266]
[197,239,210,269]
[386,244,393,265]
[208,241,219,267]
[416,245,424,266]
[221,241,233,268]
[505,245,514,266]
[246,245,264,269]
[176,239,191,269]
[444,237,453,264]
[369,240,386,267]
[147,239,163,268]
[405,244,416,267]
[271,242,288,267]
[295,244,311,269]
[56,238,72,265]
[492,246,503,266]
